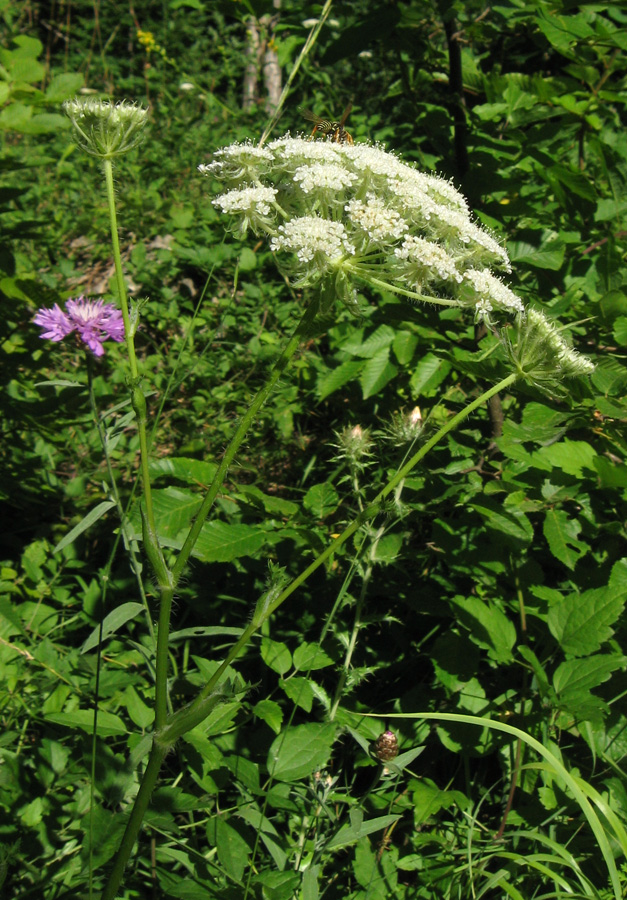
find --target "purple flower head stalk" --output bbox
[33,296,125,357]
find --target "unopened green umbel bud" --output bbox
[506,308,594,396]
[63,98,148,159]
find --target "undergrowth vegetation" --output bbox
[1,1,627,898]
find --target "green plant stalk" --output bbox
[171,295,321,583]
[103,158,168,589]
[101,372,516,899]
[100,742,167,900]
[363,711,622,900]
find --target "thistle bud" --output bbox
[333,424,374,467]
[386,406,424,445]
[63,98,148,159]
[372,730,399,762]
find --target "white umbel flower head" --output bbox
[203,132,522,320]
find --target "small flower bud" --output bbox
[63,98,148,159]
[386,406,424,444]
[333,424,374,467]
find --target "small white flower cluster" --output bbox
[201,136,515,323]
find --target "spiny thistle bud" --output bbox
[506,308,594,395]
[372,730,399,762]
[386,406,424,445]
[333,424,374,468]
[63,98,148,159]
[201,136,521,321]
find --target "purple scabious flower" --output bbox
[33,296,125,357]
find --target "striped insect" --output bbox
[300,102,354,144]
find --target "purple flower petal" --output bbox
[34,296,125,357]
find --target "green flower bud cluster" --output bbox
[201,136,521,322]
[63,98,148,159]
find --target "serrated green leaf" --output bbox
[543,509,588,569]
[281,676,315,711]
[470,497,533,548]
[353,325,395,358]
[193,521,265,562]
[393,330,418,364]
[81,602,145,654]
[553,655,625,699]
[548,587,626,656]
[267,723,336,782]
[531,440,597,477]
[409,353,451,395]
[253,699,283,734]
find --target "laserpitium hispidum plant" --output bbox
[34,98,594,899]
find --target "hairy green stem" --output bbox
[171,296,321,583]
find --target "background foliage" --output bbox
[1,0,627,897]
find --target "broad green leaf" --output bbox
[612,316,627,346]
[448,596,517,663]
[169,625,243,642]
[326,814,401,850]
[44,709,127,737]
[293,642,334,671]
[123,686,153,730]
[594,457,627,488]
[214,817,249,882]
[261,638,292,675]
[553,655,625,698]
[53,500,116,553]
[303,482,339,519]
[281,677,315,712]
[372,532,403,562]
[548,586,627,656]
[81,602,145,653]
[267,723,336,782]
[317,360,362,400]
[360,347,397,399]
[543,509,588,569]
